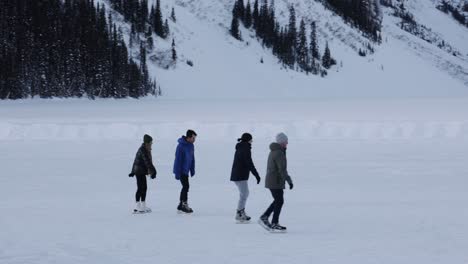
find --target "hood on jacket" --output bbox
[269,142,284,151]
[236,141,251,150]
[141,143,151,152]
[178,136,191,145]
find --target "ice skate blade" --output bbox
[177,210,193,215]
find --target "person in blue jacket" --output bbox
[173,129,197,214]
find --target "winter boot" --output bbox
[140,201,152,213]
[177,202,193,214]
[235,209,251,222]
[258,215,271,230]
[270,223,287,233]
[133,202,145,214]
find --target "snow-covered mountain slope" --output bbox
[382,0,468,87]
[408,0,467,51]
[97,0,468,100]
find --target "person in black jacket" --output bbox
[129,134,157,213]
[230,133,261,222]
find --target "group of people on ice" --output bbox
[128,130,294,232]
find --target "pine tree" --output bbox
[171,7,176,22]
[140,42,147,73]
[139,0,149,33]
[310,21,320,60]
[149,5,155,25]
[266,0,276,47]
[108,13,114,36]
[153,0,164,38]
[288,5,297,48]
[322,41,331,69]
[139,42,151,96]
[130,23,137,48]
[237,0,246,23]
[245,1,252,28]
[253,0,259,28]
[296,19,309,72]
[146,26,154,50]
[269,0,276,15]
[258,0,268,39]
[172,38,177,61]
[164,19,170,37]
[230,17,241,40]
[287,5,297,67]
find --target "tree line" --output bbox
[108,0,177,48]
[321,0,382,42]
[437,0,467,28]
[230,0,337,76]
[0,0,157,100]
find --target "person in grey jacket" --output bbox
[258,133,293,232]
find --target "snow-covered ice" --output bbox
[1,98,468,264]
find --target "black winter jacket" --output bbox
[130,144,156,177]
[230,141,259,181]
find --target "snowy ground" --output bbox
[1,98,468,264]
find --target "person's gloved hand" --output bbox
[255,175,261,184]
[128,172,135,177]
[287,180,293,190]
[150,168,157,179]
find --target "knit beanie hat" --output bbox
[238,133,253,142]
[275,132,288,144]
[143,134,153,144]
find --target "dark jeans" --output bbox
[262,189,284,224]
[135,174,147,202]
[180,174,190,202]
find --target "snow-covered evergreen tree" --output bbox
[297,19,309,72]
[171,7,177,22]
[172,38,177,62]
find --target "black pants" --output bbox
[135,174,147,202]
[262,189,284,224]
[179,174,190,202]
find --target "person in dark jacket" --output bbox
[129,134,157,213]
[230,133,261,222]
[258,133,293,232]
[173,130,197,214]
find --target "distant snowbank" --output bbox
[1,120,467,141]
[2,98,467,141]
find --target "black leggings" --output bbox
[180,174,190,202]
[135,174,147,202]
[262,189,284,224]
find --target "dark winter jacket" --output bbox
[130,144,156,177]
[230,141,260,181]
[173,136,195,180]
[265,143,293,189]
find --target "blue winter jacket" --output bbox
[173,136,195,180]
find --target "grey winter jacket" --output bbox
[265,143,293,189]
